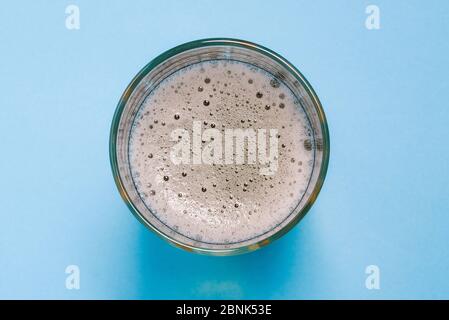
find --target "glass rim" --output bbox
[109,38,330,255]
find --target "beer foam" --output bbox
[129,60,314,245]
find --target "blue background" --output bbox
[1,0,448,299]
